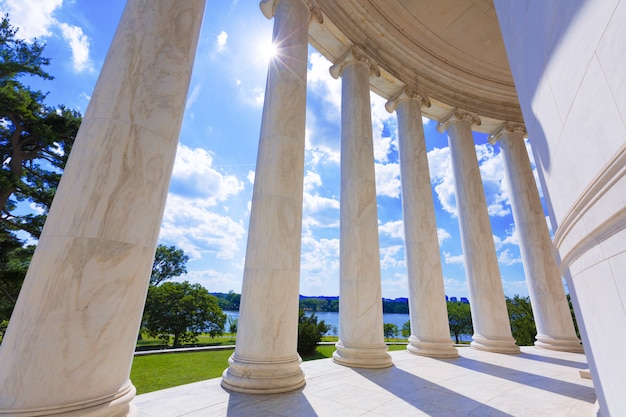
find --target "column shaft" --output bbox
[331,47,392,368]
[493,126,582,352]
[221,0,309,394]
[392,93,458,358]
[440,112,520,354]
[0,1,205,416]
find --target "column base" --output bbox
[470,334,521,354]
[535,335,584,353]
[221,353,305,394]
[0,382,137,417]
[332,340,393,368]
[407,336,459,358]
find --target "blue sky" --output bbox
[2,0,551,299]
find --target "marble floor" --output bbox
[134,346,596,417]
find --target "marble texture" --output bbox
[495,1,626,414]
[0,1,206,416]
[221,0,309,394]
[490,124,582,353]
[134,347,595,417]
[438,111,519,355]
[331,47,392,369]
[388,90,458,359]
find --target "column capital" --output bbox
[329,45,381,79]
[260,0,322,23]
[488,122,527,144]
[385,88,431,113]
[436,109,481,133]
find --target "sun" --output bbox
[258,40,278,63]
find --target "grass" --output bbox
[131,349,233,394]
[135,333,237,351]
[131,342,408,394]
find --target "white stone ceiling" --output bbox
[309,0,524,132]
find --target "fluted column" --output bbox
[489,123,582,352]
[437,110,520,354]
[330,46,392,368]
[221,0,312,394]
[386,90,458,358]
[0,2,205,416]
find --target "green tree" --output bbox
[401,320,411,338]
[150,244,189,286]
[383,323,399,341]
[227,316,238,335]
[447,301,473,344]
[0,16,81,321]
[1,16,82,238]
[506,295,537,346]
[142,281,226,347]
[567,294,580,338]
[297,310,330,356]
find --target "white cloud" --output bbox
[428,146,457,215]
[379,220,405,240]
[443,251,464,265]
[160,194,246,260]
[300,236,340,292]
[437,228,451,245]
[1,0,62,40]
[2,0,92,73]
[380,245,405,269]
[170,144,243,204]
[428,142,512,217]
[498,248,522,266]
[374,162,401,198]
[216,31,228,53]
[307,52,341,116]
[58,23,91,72]
[183,269,242,294]
[247,170,255,185]
[303,170,322,192]
[443,277,468,298]
[493,225,519,250]
[476,143,510,217]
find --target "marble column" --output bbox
[221,0,312,394]
[489,123,583,352]
[0,1,205,416]
[437,110,520,354]
[330,46,392,368]
[386,90,458,358]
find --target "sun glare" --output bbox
[258,40,278,63]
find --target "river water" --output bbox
[225,310,472,342]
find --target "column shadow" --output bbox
[225,388,318,417]
[445,355,595,402]
[352,363,515,416]
[520,351,588,369]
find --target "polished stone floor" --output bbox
[134,346,595,417]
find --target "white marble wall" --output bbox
[221,0,310,394]
[0,1,205,416]
[495,1,626,415]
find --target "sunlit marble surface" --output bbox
[135,347,595,417]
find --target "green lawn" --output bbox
[131,343,408,394]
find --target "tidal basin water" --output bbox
[225,310,471,342]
